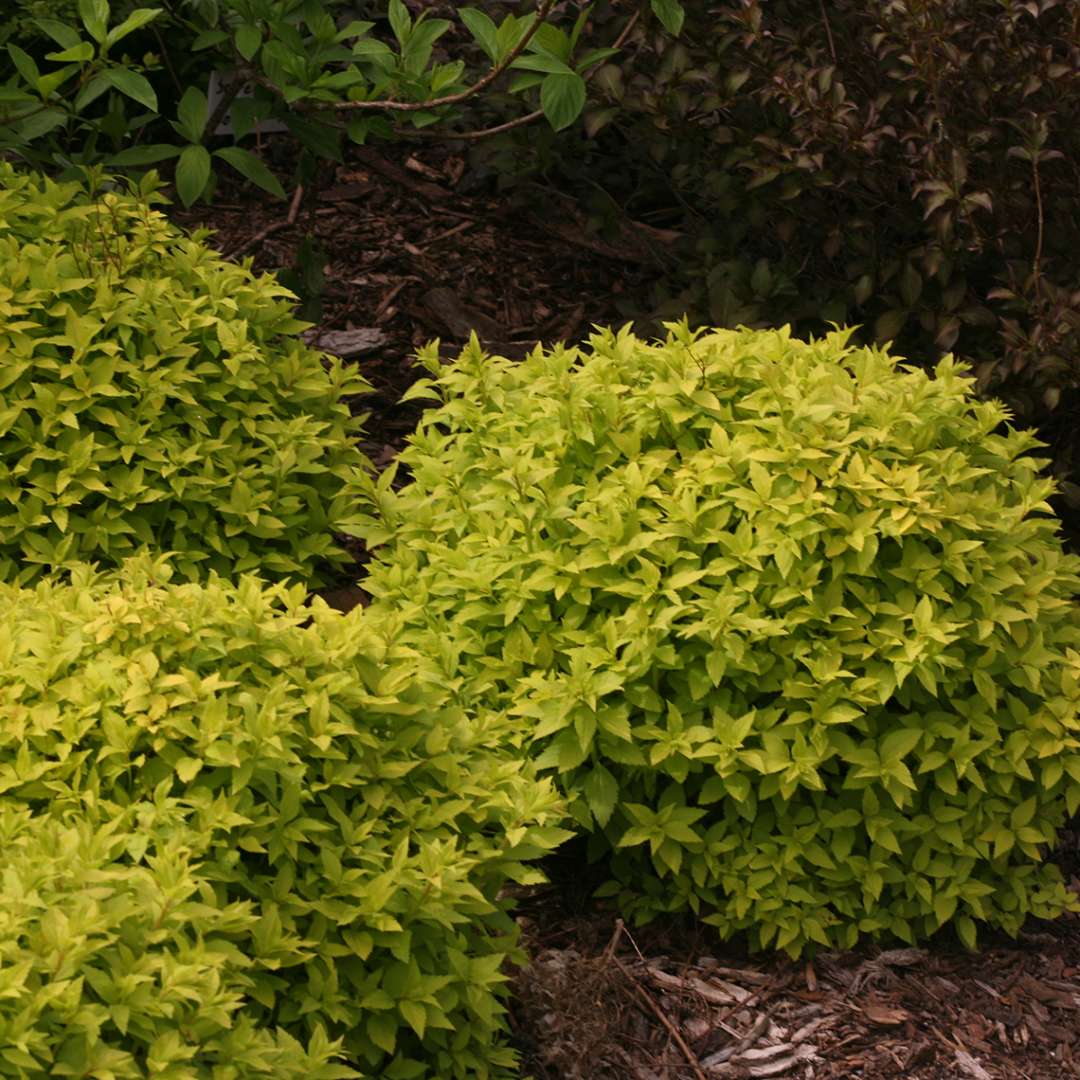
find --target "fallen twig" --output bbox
[701,1011,771,1066]
[223,219,290,260]
[601,919,626,964]
[287,183,304,224]
[374,281,409,322]
[612,953,709,1080]
[223,183,304,260]
[420,220,476,250]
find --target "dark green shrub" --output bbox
[363,324,1080,956]
[0,0,683,205]
[0,557,569,1076]
[0,805,351,1077]
[0,164,372,586]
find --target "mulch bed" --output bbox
[510,907,1080,1079]
[172,135,1080,1080]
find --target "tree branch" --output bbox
[403,107,545,142]
[396,10,642,143]
[293,0,557,115]
[206,72,245,138]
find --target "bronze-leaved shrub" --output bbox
[0,558,570,1077]
[0,165,371,585]
[363,323,1080,955]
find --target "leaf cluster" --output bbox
[0,557,571,1075]
[0,805,347,1077]
[363,323,1080,955]
[0,0,685,205]
[0,164,372,585]
[0,0,88,50]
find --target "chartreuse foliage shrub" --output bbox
[0,164,372,586]
[0,558,570,1077]
[0,805,351,1077]
[363,323,1080,956]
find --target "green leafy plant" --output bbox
[0,163,373,585]
[363,323,1080,956]
[0,804,352,1076]
[0,557,571,1076]
[1,1,175,170]
[0,0,683,204]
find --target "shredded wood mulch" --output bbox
[510,907,1080,1080]
[172,136,1080,1080]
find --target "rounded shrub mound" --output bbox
[363,323,1080,955]
[0,164,371,585]
[0,558,569,1077]
[0,805,346,1077]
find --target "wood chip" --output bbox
[696,962,774,986]
[862,1002,910,1026]
[405,155,445,182]
[419,287,504,341]
[954,1049,994,1080]
[740,1043,798,1062]
[443,156,465,185]
[1019,975,1080,1009]
[708,1043,817,1077]
[319,182,376,202]
[788,1015,830,1042]
[646,965,753,1005]
[877,948,926,967]
[301,326,387,358]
